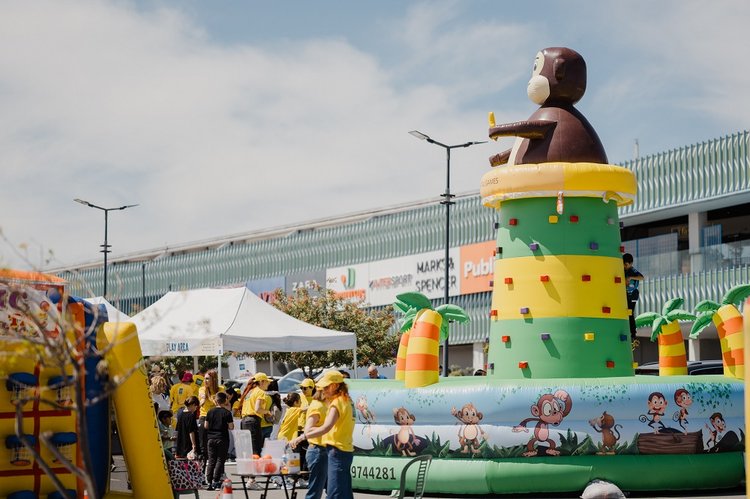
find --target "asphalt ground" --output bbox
[109,456,745,498]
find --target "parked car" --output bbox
[635,360,724,376]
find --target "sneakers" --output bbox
[296,478,309,489]
[248,482,263,491]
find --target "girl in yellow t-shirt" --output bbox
[278,392,302,443]
[291,371,354,499]
[291,388,328,499]
[198,369,219,459]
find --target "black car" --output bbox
[634,360,724,376]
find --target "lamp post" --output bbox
[74,198,138,298]
[408,130,486,376]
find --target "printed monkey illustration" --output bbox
[513,389,572,457]
[488,47,607,167]
[451,403,486,454]
[705,412,726,450]
[672,388,693,434]
[638,392,667,433]
[588,411,622,454]
[392,407,419,456]
[356,395,376,425]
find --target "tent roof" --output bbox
[130,286,356,357]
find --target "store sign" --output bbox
[285,271,326,297]
[326,264,369,302]
[246,276,285,303]
[459,241,496,295]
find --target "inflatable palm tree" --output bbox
[689,284,750,379]
[393,292,469,388]
[635,298,696,376]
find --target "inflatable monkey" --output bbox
[488,47,607,166]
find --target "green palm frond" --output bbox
[689,313,715,339]
[722,284,750,307]
[395,292,433,311]
[393,300,412,314]
[434,303,470,342]
[635,312,660,329]
[694,299,721,313]
[665,309,696,323]
[650,317,669,342]
[662,297,684,316]
[399,308,417,332]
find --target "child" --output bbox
[204,391,234,491]
[157,409,176,460]
[623,253,644,342]
[278,392,302,443]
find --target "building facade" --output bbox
[53,130,750,370]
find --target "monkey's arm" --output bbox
[489,120,555,141]
[512,418,538,432]
[489,150,511,167]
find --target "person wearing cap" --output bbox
[170,372,197,415]
[290,383,328,499]
[292,371,355,499]
[239,372,272,458]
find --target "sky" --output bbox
[1,0,748,271]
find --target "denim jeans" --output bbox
[205,438,229,484]
[304,444,327,499]
[326,446,353,499]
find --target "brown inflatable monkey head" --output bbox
[527,47,586,106]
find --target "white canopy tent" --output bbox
[130,286,358,380]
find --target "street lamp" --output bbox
[408,130,486,376]
[74,198,138,298]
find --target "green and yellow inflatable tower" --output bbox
[481,162,637,378]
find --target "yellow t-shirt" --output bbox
[305,400,328,447]
[322,395,355,452]
[298,394,312,428]
[169,383,196,414]
[241,387,266,418]
[261,394,274,429]
[278,406,302,442]
[198,386,216,418]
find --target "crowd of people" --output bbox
[147,364,356,498]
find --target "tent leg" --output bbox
[352,347,358,379]
[217,350,222,386]
[269,352,274,377]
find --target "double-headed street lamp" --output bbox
[408,130,486,376]
[74,198,138,298]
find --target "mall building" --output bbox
[53,130,749,370]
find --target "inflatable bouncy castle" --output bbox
[343,48,746,496]
[0,270,172,498]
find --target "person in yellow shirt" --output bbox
[297,378,315,478]
[169,372,197,415]
[292,371,354,499]
[278,392,302,443]
[291,386,328,499]
[239,372,271,457]
[197,369,219,460]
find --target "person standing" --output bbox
[174,396,200,459]
[198,369,219,460]
[367,366,386,379]
[239,373,271,457]
[623,253,645,342]
[150,374,171,413]
[170,372,197,415]
[294,371,355,499]
[291,386,329,499]
[204,391,234,490]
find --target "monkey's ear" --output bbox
[531,405,540,417]
[553,57,566,81]
[393,408,399,415]
[411,414,416,422]
[477,412,483,421]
